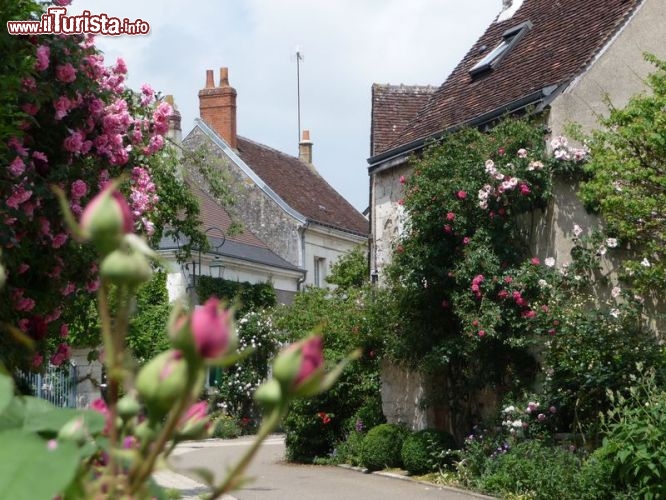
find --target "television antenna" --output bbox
[295,47,304,146]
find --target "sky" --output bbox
[68,0,501,211]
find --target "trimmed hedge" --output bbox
[401,429,458,475]
[361,423,408,471]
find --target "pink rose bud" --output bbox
[136,350,192,419]
[80,185,133,254]
[177,401,211,439]
[295,336,324,386]
[191,298,233,359]
[273,335,325,397]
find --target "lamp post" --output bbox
[189,227,226,302]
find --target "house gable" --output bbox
[377,0,644,158]
[371,84,436,157]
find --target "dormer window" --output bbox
[470,21,532,77]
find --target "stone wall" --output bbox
[71,348,103,408]
[183,127,304,267]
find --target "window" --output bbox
[469,21,532,77]
[314,257,326,287]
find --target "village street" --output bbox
[161,435,492,500]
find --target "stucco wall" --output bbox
[380,360,432,430]
[304,225,366,287]
[543,0,666,317]
[549,0,666,138]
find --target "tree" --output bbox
[579,55,666,293]
[326,245,368,290]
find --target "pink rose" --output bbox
[9,157,25,177]
[56,63,77,83]
[35,45,50,71]
[71,179,88,199]
[191,298,233,359]
[456,190,467,200]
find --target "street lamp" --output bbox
[188,227,226,298]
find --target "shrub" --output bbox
[277,285,382,462]
[361,423,408,471]
[478,440,583,499]
[347,395,386,433]
[211,414,242,439]
[401,429,458,475]
[283,399,338,463]
[593,366,666,499]
[333,430,365,466]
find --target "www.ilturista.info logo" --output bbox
[7,7,150,36]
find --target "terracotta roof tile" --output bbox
[387,0,642,150]
[235,137,368,236]
[371,84,436,156]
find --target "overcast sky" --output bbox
[68,0,501,211]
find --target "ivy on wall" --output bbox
[195,276,276,315]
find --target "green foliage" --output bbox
[125,271,172,364]
[283,398,340,462]
[277,286,382,462]
[0,371,106,500]
[332,429,365,466]
[400,429,458,475]
[594,366,666,498]
[210,414,242,439]
[360,423,408,471]
[196,276,276,316]
[210,309,283,432]
[477,440,584,499]
[579,55,666,293]
[326,245,368,290]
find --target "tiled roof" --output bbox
[163,179,302,272]
[385,0,642,151]
[235,136,368,236]
[371,84,436,156]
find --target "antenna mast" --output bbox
[296,49,303,146]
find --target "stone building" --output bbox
[165,68,368,304]
[368,0,666,428]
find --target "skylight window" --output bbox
[470,20,532,77]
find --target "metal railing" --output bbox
[17,362,78,408]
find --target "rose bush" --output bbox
[0,0,204,371]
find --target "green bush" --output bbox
[333,430,365,466]
[401,429,458,475]
[361,423,408,471]
[277,285,382,463]
[478,440,583,499]
[593,367,666,499]
[283,399,338,463]
[211,414,242,439]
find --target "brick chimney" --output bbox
[198,67,237,149]
[299,129,313,164]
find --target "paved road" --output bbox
[169,436,492,500]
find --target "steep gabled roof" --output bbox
[167,179,302,273]
[235,137,368,237]
[381,0,642,154]
[188,179,267,248]
[371,84,436,156]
